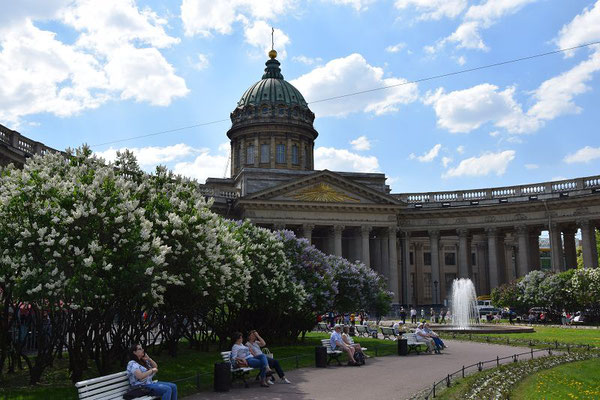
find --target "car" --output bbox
[478,307,502,316]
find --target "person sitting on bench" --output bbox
[330,325,357,365]
[423,323,446,351]
[415,323,437,354]
[247,330,291,384]
[231,332,271,387]
[342,326,368,358]
[126,343,178,400]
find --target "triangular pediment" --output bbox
[242,170,400,205]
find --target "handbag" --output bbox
[123,386,152,399]
[263,347,273,359]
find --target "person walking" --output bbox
[420,308,425,322]
[399,307,407,324]
[410,307,417,324]
[440,308,447,324]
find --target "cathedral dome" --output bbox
[236,58,309,110]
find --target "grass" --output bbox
[427,367,496,400]
[510,358,600,399]
[0,331,398,399]
[440,325,600,348]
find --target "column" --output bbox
[515,225,530,277]
[529,228,542,271]
[381,229,389,279]
[270,136,275,168]
[388,227,400,303]
[428,230,441,306]
[372,233,382,273]
[286,137,292,168]
[230,142,235,176]
[486,228,500,291]
[476,243,488,294]
[414,242,424,305]
[562,227,578,269]
[579,220,599,268]
[401,231,411,305]
[333,225,344,257]
[302,224,314,245]
[253,137,259,167]
[240,137,246,166]
[549,223,565,272]
[361,225,371,268]
[457,228,471,278]
[504,242,516,282]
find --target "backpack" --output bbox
[353,351,365,366]
[123,386,152,400]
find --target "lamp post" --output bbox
[433,280,438,305]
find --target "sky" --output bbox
[1,0,600,193]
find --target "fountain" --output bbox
[433,278,534,334]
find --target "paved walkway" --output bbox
[184,339,549,400]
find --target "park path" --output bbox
[184,339,550,400]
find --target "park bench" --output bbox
[346,336,367,353]
[380,326,397,340]
[354,324,369,337]
[75,371,159,400]
[402,333,428,354]
[321,338,343,366]
[317,322,329,332]
[221,351,256,388]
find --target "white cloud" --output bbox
[455,55,466,65]
[525,163,539,169]
[180,0,296,37]
[443,150,515,178]
[244,21,290,59]
[173,149,229,183]
[385,43,407,53]
[95,143,199,167]
[424,84,538,134]
[350,136,371,151]
[409,143,442,162]
[456,145,465,154]
[191,53,210,70]
[564,146,600,163]
[293,55,323,65]
[556,1,600,56]
[327,0,376,11]
[489,131,500,137]
[394,0,466,20]
[441,156,453,167]
[291,53,418,117]
[0,0,188,125]
[314,147,379,172]
[433,0,539,52]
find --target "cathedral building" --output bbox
[2,50,599,307]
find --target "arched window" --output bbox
[276,144,285,164]
[246,145,254,164]
[291,144,299,165]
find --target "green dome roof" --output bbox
[236,58,309,109]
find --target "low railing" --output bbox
[0,124,58,157]
[397,175,600,204]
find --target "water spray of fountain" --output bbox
[450,278,478,329]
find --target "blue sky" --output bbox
[1,0,599,193]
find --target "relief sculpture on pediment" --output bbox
[292,183,361,202]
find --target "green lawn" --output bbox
[441,326,600,348]
[0,332,397,399]
[511,358,600,399]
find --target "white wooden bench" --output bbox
[380,326,397,340]
[221,351,256,388]
[75,371,159,400]
[354,325,369,337]
[321,339,343,366]
[402,333,428,355]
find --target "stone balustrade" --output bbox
[0,124,58,165]
[396,175,600,206]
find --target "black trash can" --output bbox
[315,346,327,368]
[214,362,231,392]
[349,326,355,336]
[398,338,408,356]
[371,330,378,339]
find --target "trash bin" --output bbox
[214,362,231,392]
[349,326,355,336]
[371,330,378,339]
[315,346,327,368]
[398,338,408,356]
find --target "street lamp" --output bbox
[433,280,438,305]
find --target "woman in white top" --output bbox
[126,343,178,399]
[247,330,291,384]
[342,326,367,355]
[231,332,270,387]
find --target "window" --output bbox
[260,144,270,163]
[424,252,431,266]
[409,251,414,265]
[291,144,299,164]
[423,273,432,300]
[276,144,286,163]
[262,107,268,115]
[471,252,477,265]
[246,145,254,164]
[444,252,456,265]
